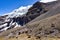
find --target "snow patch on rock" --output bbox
[40,0,57,3]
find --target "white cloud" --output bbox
[40,0,57,3]
[4,5,32,18]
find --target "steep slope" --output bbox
[26,13,60,37]
[28,1,60,24]
[0,12,60,40]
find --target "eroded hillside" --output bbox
[0,13,60,40]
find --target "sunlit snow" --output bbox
[40,0,57,3]
[4,5,32,18]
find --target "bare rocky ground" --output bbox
[0,13,60,40]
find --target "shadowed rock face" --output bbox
[0,15,8,22]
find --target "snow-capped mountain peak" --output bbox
[4,5,32,18]
[40,0,57,3]
[0,5,32,32]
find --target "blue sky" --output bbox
[0,0,38,15]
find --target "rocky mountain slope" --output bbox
[1,13,60,40]
[0,1,50,32]
[0,0,60,40]
[0,1,59,32]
